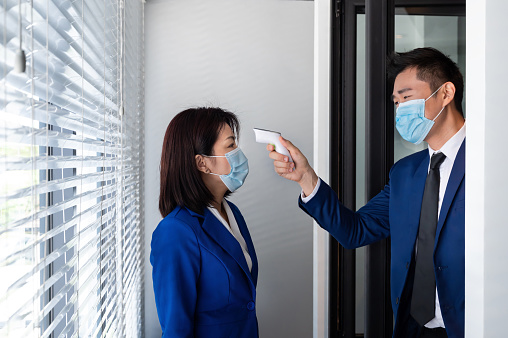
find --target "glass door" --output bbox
[331,1,465,337]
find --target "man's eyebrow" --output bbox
[391,87,413,100]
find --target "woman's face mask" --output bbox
[395,83,446,145]
[202,147,249,192]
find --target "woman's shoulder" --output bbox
[152,206,201,246]
[162,205,196,222]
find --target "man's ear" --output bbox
[195,154,209,174]
[442,81,456,106]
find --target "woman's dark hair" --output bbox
[387,47,464,115]
[159,107,240,217]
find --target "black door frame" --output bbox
[330,1,465,337]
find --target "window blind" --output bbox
[0,0,144,337]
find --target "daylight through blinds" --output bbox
[0,0,145,336]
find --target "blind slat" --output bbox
[4,101,122,141]
[2,155,120,170]
[2,183,118,232]
[0,169,117,203]
[0,125,122,155]
[2,202,117,269]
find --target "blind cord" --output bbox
[15,0,26,72]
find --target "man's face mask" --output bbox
[395,83,446,145]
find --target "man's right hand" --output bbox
[266,136,319,197]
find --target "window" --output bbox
[0,1,144,337]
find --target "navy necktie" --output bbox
[410,152,446,326]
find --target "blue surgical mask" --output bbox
[203,147,249,192]
[395,83,446,145]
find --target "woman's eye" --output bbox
[403,95,410,99]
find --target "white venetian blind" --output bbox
[0,0,145,337]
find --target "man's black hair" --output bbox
[387,47,464,115]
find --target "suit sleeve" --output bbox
[150,218,200,337]
[299,179,391,249]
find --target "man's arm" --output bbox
[299,179,390,249]
[267,137,391,248]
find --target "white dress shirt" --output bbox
[301,178,321,202]
[208,200,252,272]
[424,122,466,328]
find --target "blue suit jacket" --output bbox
[299,141,465,338]
[150,200,258,338]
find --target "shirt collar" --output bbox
[428,122,466,163]
[207,199,231,220]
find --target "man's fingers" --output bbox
[268,150,287,162]
[273,160,294,169]
[275,166,293,175]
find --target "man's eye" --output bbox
[403,95,410,99]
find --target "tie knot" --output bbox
[430,152,446,169]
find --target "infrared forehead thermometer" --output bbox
[253,128,293,162]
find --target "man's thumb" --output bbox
[280,136,297,154]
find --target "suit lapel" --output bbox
[435,140,465,244]
[408,152,431,248]
[200,208,256,288]
[226,201,258,287]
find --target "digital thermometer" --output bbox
[253,128,293,162]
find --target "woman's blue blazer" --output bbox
[150,201,258,338]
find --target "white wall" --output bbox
[466,0,508,337]
[144,1,314,337]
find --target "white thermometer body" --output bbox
[253,128,293,162]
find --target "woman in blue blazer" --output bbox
[151,107,258,337]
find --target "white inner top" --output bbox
[208,200,252,272]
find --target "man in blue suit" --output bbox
[267,48,465,338]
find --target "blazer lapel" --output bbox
[200,208,255,288]
[227,201,258,287]
[407,153,431,248]
[435,140,465,244]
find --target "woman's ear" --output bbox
[195,154,209,174]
